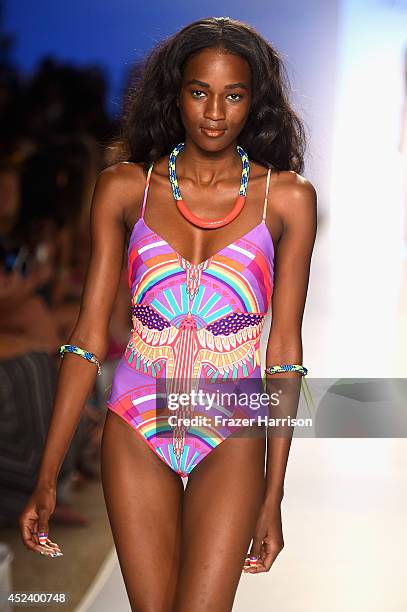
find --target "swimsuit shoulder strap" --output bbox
[140,162,154,220]
[261,168,272,224]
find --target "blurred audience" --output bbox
[0,54,132,527]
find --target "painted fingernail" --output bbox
[40,550,63,557]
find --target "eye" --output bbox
[227,93,243,102]
[190,90,244,101]
[191,89,206,98]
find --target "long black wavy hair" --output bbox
[115,17,306,173]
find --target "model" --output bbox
[19,17,317,611]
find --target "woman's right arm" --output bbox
[18,162,143,555]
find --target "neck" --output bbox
[174,138,243,186]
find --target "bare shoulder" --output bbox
[95,161,148,225]
[269,169,317,227]
[270,170,317,210]
[265,169,317,244]
[98,161,146,200]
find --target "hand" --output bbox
[18,485,63,558]
[243,501,284,573]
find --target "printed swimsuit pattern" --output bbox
[106,163,274,476]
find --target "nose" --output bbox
[204,94,226,121]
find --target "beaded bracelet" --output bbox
[58,344,102,376]
[264,364,308,376]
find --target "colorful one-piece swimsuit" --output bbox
[106,163,274,477]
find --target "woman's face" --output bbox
[178,47,252,151]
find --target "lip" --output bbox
[201,127,226,138]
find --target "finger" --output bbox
[242,557,251,570]
[245,554,277,573]
[20,534,63,556]
[256,545,267,566]
[242,559,261,572]
[248,536,262,561]
[243,536,263,571]
[38,547,64,558]
[38,531,49,545]
[242,555,260,571]
[32,541,63,557]
[19,515,39,551]
[244,552,268,574]
[38,509,50,546]
[25,516,40,547]
[262,547,280,571]
[243,542,270,573]
[42,539,61,552]
[243,560,263,573]
[45,538,61,548]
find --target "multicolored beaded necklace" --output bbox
[168,142,250,229]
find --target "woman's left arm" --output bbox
[264,173,317,504]
[244,172,317,574]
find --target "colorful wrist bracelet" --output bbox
[264,364,308,376]
[58,344,102,376]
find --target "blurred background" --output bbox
[0,1,406,611]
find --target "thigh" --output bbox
[174,435,266,612]
[101,409,184,612]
